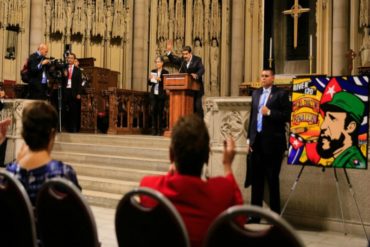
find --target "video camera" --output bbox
[45,57,66,81]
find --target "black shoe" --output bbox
[246,217,261,224]
[157,129,163,136]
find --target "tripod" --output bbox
[48,78,63,132]
[57,83,62,132]
[281,165,369,241]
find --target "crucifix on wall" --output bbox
[282,0,310,48]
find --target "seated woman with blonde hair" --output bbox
[6,101,80,205]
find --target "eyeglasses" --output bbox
[261,74,270,77]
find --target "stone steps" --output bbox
[83,190,123,209]
[79,175,137,195]
[53,142,168,160]
[55,133,171,148]
[72,163,165,182]
[52,151,170,172]
[52,133,170,208]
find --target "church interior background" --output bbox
[1,0,368,96]
[1,0,370,240]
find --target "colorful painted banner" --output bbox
[288,76,368,169]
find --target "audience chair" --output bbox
[0,170,38,247]
[36,178,100,247]
[115,187,190,247]
[204,205,305,247]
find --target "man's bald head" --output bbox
[38,43,48,57]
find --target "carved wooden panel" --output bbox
[107,88,169,135]
[80,87,96,133]
[79,65,118,133]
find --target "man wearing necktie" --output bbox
[166,41,205,118]
[27,43,50,99]
[62,53,82,132]
[245,69,291,222]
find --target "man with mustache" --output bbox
[317,91,366,168]
[166,41,205,118]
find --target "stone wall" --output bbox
[1,99,32,164]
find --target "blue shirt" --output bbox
[6,160,81,205]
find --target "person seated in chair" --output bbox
[0,118,11,167]
[6,101,80,205]
[140,114,243,247]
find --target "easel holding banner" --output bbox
[281,165,369,241]
[283,76,369,241]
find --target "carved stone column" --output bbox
[185,0,193,45]
[132,0,149,91]
[350,0,360,75]
[148,0,158,74]
[220,0,231,96]
[316,0,332,75]
[360,0,370,27]
[204,96,251,199]
[2,100,34,165]
[124,0,134,89]
[29,0,44,51]
[230,0,245,96]
[244,0,263,84]
[332,0,350,75]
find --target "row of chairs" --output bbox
[0,170,305,247]
[0,171,99,247]
[120,187,305,247]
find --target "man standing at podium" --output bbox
[166,41,205,118]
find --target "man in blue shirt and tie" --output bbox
[27,43,50,99]
[245,68,291,222]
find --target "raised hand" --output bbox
[0,118,11,145]
[222,137,236,174]
[166,40,173,53]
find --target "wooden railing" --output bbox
[1,84,170,135]
[80,87,98,133]
[105,88,169,135]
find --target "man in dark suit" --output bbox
[62,53,82,132]
[166,42,205,118]
[246,68,291,220]
[27,43,50,99]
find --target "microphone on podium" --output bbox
[179,60,185,73]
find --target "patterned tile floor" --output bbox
[91,206,369,247]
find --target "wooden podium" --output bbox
[163,73,200,137]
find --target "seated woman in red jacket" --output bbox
[140,114,243,247]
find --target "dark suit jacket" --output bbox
[28,52,44,83]
[28,52,47,99]
[148,68,169,97]
[167,53,205,95]
[63,65,82,99]
[247,85,291,153]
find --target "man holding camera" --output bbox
[27,43,50,99]
[62,53,82,132]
